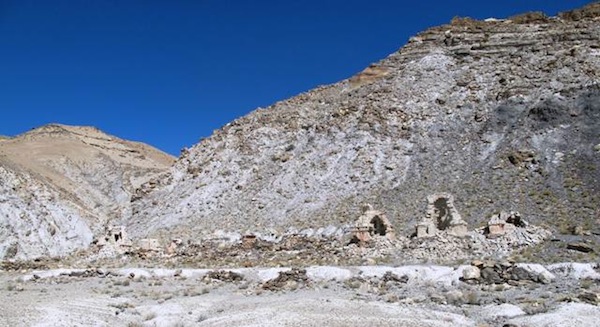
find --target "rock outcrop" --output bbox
[0,124,174,260]
[129,3,600,243]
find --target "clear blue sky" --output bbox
[0,1,591,155]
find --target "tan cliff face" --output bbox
[128,3,600,241]
[0,124,174,260]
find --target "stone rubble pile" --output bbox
[261,268,311,291]
[202,270,244,283]
[461,260,554,285]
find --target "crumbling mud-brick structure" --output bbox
[416,193,468,237]
[97,225,132,248]
[486,211,526,238]
[137,238,161,252]
[350,204,396,243]
[241,234,258,249]
[166,238,183,255]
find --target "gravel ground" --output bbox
[1,264,599,327]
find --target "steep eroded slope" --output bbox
[130,4,600,241]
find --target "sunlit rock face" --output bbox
[130,4,600,241]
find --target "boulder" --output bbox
[567,242,594,253]
[462,266,481,280]
[514,264,556,284]
[445,290,465,305]
[509,266,537,282]
[481,267,503,284]
[579,291,600,305]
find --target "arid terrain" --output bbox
[1,2,600,327]
[0,124,174,260]
[2,263,600,326]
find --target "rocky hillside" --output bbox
[128,3,600,241]
[0,124,174,259]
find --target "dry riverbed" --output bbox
[1,263,600,326]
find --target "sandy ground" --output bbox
[1,265,599,327]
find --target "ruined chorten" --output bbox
[416,193,467,238]
[350,204,396,243]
